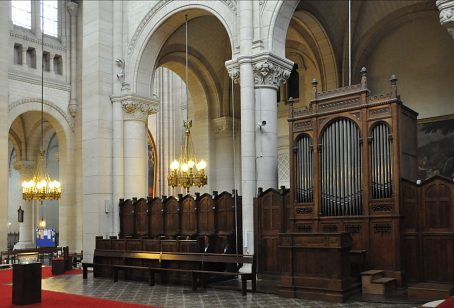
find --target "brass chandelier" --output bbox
[168,15,207,193]
[21,1,61,201]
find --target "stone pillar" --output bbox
[112,94,159,199]
[82,0,114,262]
[252,52,293,190]
[212,117,236,191]
[49,52,55,74]
[0,0,10,250]
[22,48,27,67]
[13,161,35,249]
[67,1,78,117]
[437,0,454,39]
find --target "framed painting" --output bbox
[417,115,454,181]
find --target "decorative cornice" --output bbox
[67,1,79,16]
[9,98,74,131]
[111,94,160,122]
[8,72,71,92]
[10,31,67,52]
[437,0,454,39]
[212,116,240,137]
[252,52,293,90]
[222,0,237,12]
[225,59,240,84]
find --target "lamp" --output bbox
[167,15,207,193]
[21,1,61,201]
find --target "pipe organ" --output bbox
[288,68,418,271]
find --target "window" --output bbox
[11,0,32,29]
[26,47,36,68]
[41,0,58,37]
[53,54,62,75]
[14,44,23,65]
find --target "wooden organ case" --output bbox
[282,69,417,299]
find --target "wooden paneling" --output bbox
[181,195,197,238]
[216,192,236,235]
[149,198,164,238]
[164,197,180,238]
[119,199,134,238]
[134,198,148,238]
[198,193,216,235]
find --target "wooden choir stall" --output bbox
[94,191,243,285]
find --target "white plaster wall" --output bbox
[366,12,454,119]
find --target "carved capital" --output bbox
[111,94,160,122]
[67,1,79,16]
[252,52,293,90]
[14,160,35,173]
[437,0,454,39]
[225,59,240,84]
[68,98,78,117]
[212,116,240,137]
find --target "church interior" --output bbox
[1,0,454,307]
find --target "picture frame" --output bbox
[417,114,454,181]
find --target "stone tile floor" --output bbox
[42,273,416,308]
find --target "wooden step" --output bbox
[362,276,396,296]
[361,270,384,288]
[408,283,454,301]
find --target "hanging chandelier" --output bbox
[21,0,61,201]
[167,15,207,193]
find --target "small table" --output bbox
[52,258,66,275]
[12,262,41,305]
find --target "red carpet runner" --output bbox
[0,266,157,308]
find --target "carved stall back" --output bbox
[164,197,180,238]
[197,193,216,236]
[401,176,454,283]
[134,198,148,238]
[119,199,134,239]
[149,197,164,238]
[180,195,197,239]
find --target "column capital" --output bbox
[13,160,35,172]
[225,59,240,84]
[437,0,454,39]
[252,52,294,90]
[212,116,240,137]
[111,94,160,122]
[67,1,79,16]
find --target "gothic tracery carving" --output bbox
[437,0,454,39]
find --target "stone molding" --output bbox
[10,31,67,52]
[67,1,78,16]
[13,160,35,173]
[252,52,293,90]
[225,59,240,84]
[212,116,240,137]
[111,94,160,122]
[437,0,454,39]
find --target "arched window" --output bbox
[295,134,313,203]
[41,0,58,37]
[11,0,31,29]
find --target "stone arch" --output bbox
[8,99,77,249]
[128,3,236,97]
[265,0,299,57]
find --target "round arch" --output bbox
[127,3,236,97]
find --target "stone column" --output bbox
[437,0,454,39]
[0,0,10,250]
[252,52,293,190]
[49,52,55,74]
[112,94,159,199]
[212,117,237,191]
[22,48,27,67]
[67,1,78,117]
[13,161,35,249]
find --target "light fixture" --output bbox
[167,15,207,193]
[39,217,46,229]
[21,1,61,201]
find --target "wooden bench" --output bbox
[94,249,256,295]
